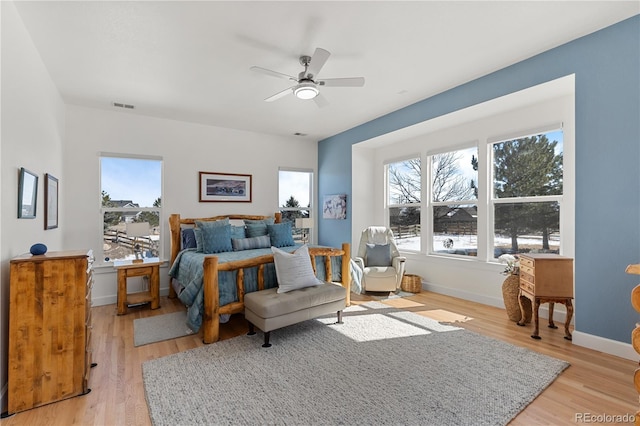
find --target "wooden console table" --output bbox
[517,253,574,340]
[114,258,161,315]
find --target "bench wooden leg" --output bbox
[262,331,271,348]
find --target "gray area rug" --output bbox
[142,302,569,425]
[134,311,194,347]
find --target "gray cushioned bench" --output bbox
[244,282,347,347]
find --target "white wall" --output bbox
[0,1,66,409]
[353,83,575,316]
[63,105,319,305]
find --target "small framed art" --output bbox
[45,173,59,229]
[18,167,38,219]
[199,172,252,202]
[323,194,347,219]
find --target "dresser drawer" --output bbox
[520,264,534,276]
[521,271,534,285]
[520,256,534,269]
[520,280,535,294]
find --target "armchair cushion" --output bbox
[365,243,392,267]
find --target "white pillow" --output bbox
[271,244,323,293]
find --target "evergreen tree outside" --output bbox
[493,133,563,253]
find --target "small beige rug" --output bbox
[366,290,416,301]
[133,311,194,347]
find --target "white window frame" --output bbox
[385,155,421,252]
[489,126,564,258]
[99,153,163,265]
[426,143,479,257]
[278,168,314,244]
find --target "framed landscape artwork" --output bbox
[18,167,38,219]
[45,173,59,229]
[323,194,347,219]
[199,172,252,202]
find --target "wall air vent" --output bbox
[112,102,135,109]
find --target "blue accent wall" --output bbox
[318,15,640,343]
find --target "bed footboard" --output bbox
[201,243,351,344]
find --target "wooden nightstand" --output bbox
[517,253,574,340]
[114,258,162,315]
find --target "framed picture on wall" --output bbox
[323,194,347,219]
[18,167,38,219]
[45,173,59,229]
[199,171,252,202]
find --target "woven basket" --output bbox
[401,274,422,293]
[502,274,532,323]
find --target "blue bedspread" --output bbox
[168,245,348,332]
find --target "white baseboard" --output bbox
[573,331,637,361]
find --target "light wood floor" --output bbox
[2,291,637,426]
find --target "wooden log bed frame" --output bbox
[169,213,351,343]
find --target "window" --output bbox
[386,158,421,251]
[278,169,313,243]
[100,155,162,263]
[430,147,478,256]
[491,130,563,256]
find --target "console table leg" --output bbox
[548,302,558,329]
[531,298,542,339]
[564,299,574,341]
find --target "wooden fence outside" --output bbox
[390,224,421,239]
[103,229,154,251]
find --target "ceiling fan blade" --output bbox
[313,93,329,108]
[319,77,365,87]
[264,86,294,102]
[306,48,330,79]
[250,66,297,81]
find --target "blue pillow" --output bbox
[231,235,271,251]
[366,243,392,267]
[196,219,232,254]
[181,228,197,250]
[246,223,268,238]
[267,222,295,248]
[244,218,275,225]
[231,225,246,239]
[193,228,204,252]
[244,218,275,238]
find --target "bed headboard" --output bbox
[168,212,282,266]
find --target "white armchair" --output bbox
[353,226,406,292]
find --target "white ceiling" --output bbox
[13,1,639,141]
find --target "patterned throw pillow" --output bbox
[231,235,271,251]
[196,219,232,254]
[267,222,295,248]
[231,225,246,239]
[244,218,275,237]
[272,244,323,293]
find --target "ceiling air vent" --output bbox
[112,102,135,109]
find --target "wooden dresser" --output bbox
[517,253,574,340]
[8,250,94,414]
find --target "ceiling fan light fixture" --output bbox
[294,82,319,100]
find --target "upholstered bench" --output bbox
[244,282,346,347]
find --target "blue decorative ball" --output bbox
[30,243,48,256]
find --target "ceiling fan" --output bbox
[250,47,365,107]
